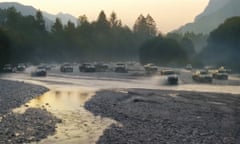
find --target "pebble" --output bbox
[85,89,240,144]
[0,79,61,143]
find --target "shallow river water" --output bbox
[13,87,117,144]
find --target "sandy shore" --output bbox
[85,89,240,144]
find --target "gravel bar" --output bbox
[0,79,61,143]
[0,79,48,115]
[85,89,240,144]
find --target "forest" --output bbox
[0,7,239,71]
[200,16,240,71]
[0,7,158,64]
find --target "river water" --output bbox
[13,86,117,144]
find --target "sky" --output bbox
[1,0,209,33]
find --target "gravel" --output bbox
[0,79,48,115]
[1,71,240,143]
[0,79,61,143]
[85,89,240,144]
[0,108,61,143]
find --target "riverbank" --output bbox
[1,77,240,143]
[0,79,61,143]
[85,89,240,144]
[0,79,48,115]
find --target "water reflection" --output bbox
[13,87,117,144]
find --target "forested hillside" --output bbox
[178,0,240,34]
[200,16,240,71]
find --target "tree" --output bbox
[139,36,188,66]
[167,33,195,56]
[201,16,240,71]
[133,14,157,37]
[77,14,89,26]
[133,14,146,34]
[64,21,75,32]
[166,32,182,42]
[5,7,21,28]
[35,10,45,30]
[183,32,208,53]
[180,37,195,58]
[109,12,122,28]
[51,18,63,34]
[0,9,163,63]
[95,10,110,29]
[0,28,10,66]
[145,14,157,36]
[50,18,66,61]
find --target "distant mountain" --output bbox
[195,0,230,21]
[56,12,78,25]
[177,0,240,34]
[0,2,78,29]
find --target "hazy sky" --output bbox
[2,0,209,33]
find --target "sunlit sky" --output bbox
[1,0,209,33]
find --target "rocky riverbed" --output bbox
[0,80,61,143]
[0,79,48,115]
[1,70,240,143]
[85,89,240,144]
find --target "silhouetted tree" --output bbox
[51,18,63,34]
[95,10,110,30]
[109,12,122,28]
[133,14,157,38]
[0,28,10,67]
[0,8,162,63]
[77,15,89,26]
[139,36,188,66]
[180,37,195,58]
[146,14,157,36]
[201,16,240,71]
[35,10,45,30]
[64,21,75,32]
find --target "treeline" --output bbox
[139,16,240,71]
[140,36,189,66]
[139,32,206,66]
[0,7,239,71]
[200,16,240,71]
[0,7,158,65]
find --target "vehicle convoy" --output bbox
[185,64,192,70]
[16,63,26,71]
[161,69,176,75]
[115,63,128,73]
[161,69,179,85]
[94,63,109,72]
[218,66,231,74]
[204,66,217,74]
[167,74,179,85]
[31,66,47,76]
[60,64,73,72]
[144,63,158,74]
[212,69,228,80]
[42,64,52,71]
[192,70,213,83]
[79,63,96,72]
[2,64,16,73]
